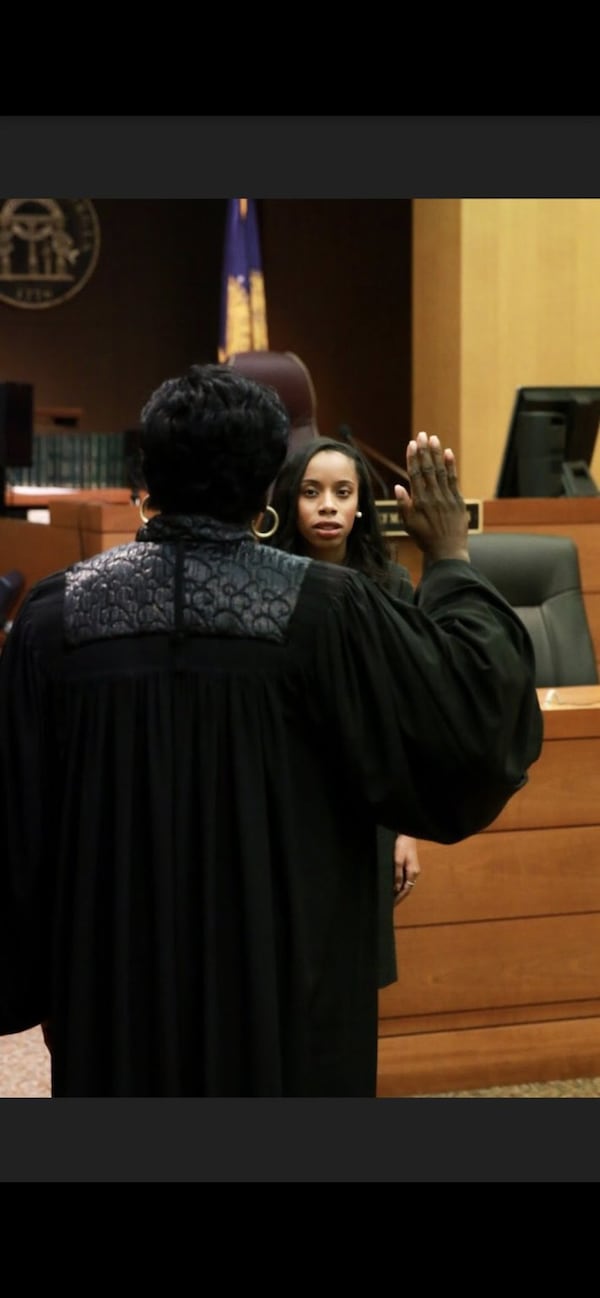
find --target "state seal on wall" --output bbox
[0,198,100,309]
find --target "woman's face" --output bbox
[296,449,360,563]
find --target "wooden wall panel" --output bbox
[379,913,600,1019]
[411,200,462,463]
[379,997,600,1040]
[387,824,600,927]
[377,1015,600,1097]
[490,738,600,831]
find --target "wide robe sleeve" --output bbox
[308,558,544,844]
[0,576,62,1034]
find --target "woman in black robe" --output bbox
[267,436,422,990]
[0,365,543,1097]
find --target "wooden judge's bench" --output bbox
[2,493,600,1094]
[379,495,600,1095]
[377,684,600,1096]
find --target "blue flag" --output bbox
[218,198,269,362]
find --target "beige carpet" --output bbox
[414,1078,600,1097]
[2,1027,600,1098]
[0,1027,51,1097]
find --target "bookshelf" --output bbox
[7,431,132,493]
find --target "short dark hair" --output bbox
[268,436,392,586]
[140,363,289,521]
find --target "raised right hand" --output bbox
[393,431,469,564]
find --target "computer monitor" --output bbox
[496,386,600,498]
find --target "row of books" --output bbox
[7,433,131,490]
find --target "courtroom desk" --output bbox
[0,515,82,635]
[377,685,600,1096]
[0,491,139,628]
[49,496,141,559]
[4,486,133,511]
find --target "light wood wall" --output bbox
[413,199,600,500]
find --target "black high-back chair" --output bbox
[468,532,598,687]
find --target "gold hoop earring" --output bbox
[139,494,152,525]
[251,504,280,540]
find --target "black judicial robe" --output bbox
[0,516,543,1097]
[374,560,416,990]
